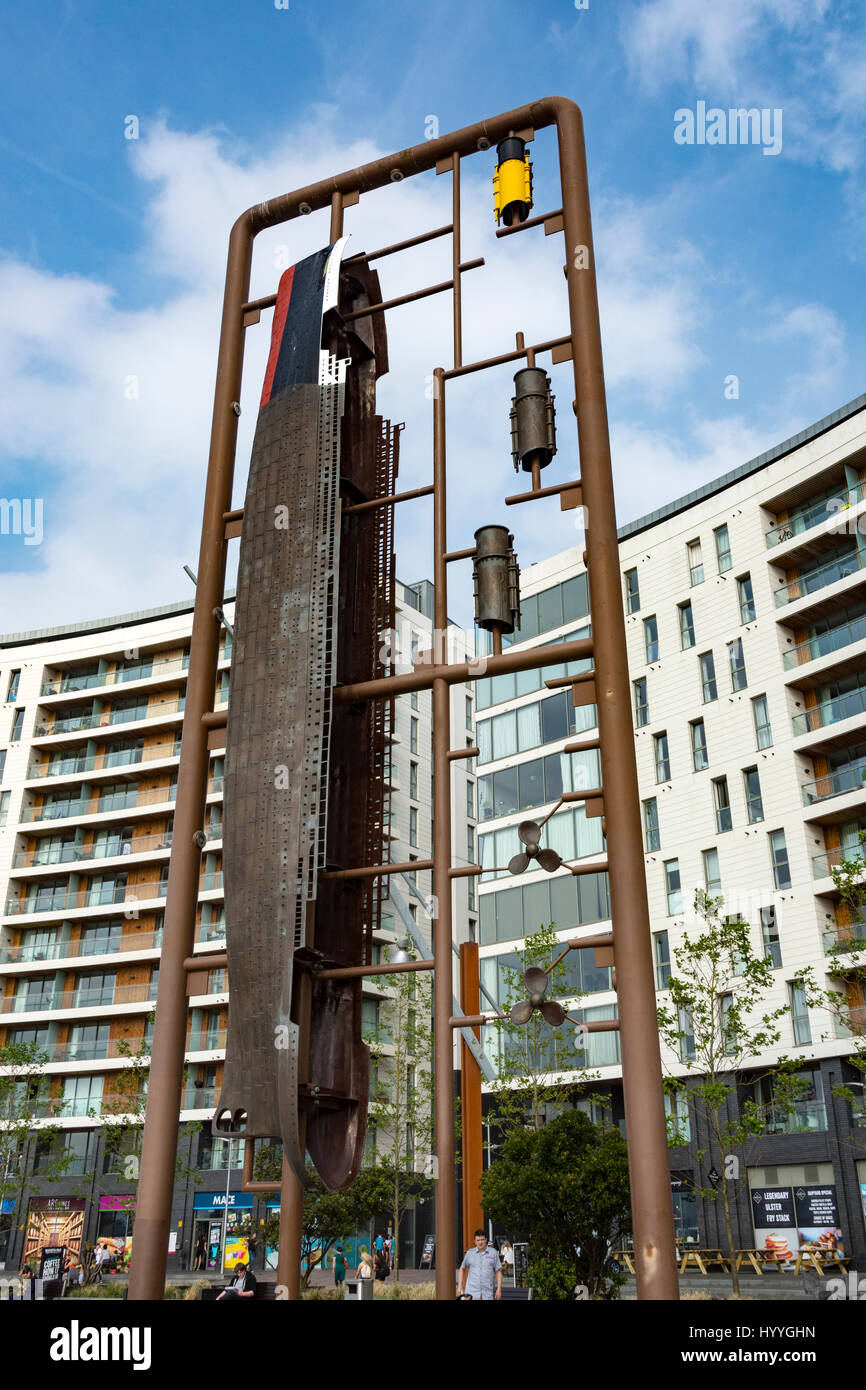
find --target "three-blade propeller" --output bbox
[507,820,564,876]
[509,965,567,1027]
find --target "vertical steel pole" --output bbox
[555,104,679,1300]
[459,942,484,1252]
[276,1152,304,1299]
[127,218,253,1300]
[451,154,462,370]
[432,366,456,1299]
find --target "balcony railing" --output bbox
[27,739,182,780]
[765,485,865,549]
[774,551,861,607]
[802,757,866,805]
[783,612,866,668]
[33,696,186,739]
[187,1031,227,1052]
[792,686,866,736]
[13,829,178,870]
[763,1101,827,1133]
[19,776,221,822]
[0,928,164,964]
[1,981,158,1014]
[4,873,221,916]
[181,1087,217,1109]
[41,652,191,696]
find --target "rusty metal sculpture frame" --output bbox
[127,97,680,1303]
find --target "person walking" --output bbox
[193,1235,207,1271]
[499,1239,514,1284]
[374,1246,389,1282]
[332,1245,347,1289]
[457,1229,502,1301]
[357,1249,374,1281]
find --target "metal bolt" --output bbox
[298,202,312,215]
[232,402,241,416]
[194,830,207,849]
[389,168,404,182]
[477,136,490,150]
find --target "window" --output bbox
[409,717,418,754]
[467,825,474,862]
[409,762,418,799]
[738,573,755,623]
[654,931,671,989]
[769,829,791,889]
[10,709,24,742]
[714,524,732,573]
[466,780,474,817]
[643,798,660,852]
[624,568,640,614]
[409,807,418,847]
[728,639,747,692]
[761,906,782,968]
[713,777,732,833]
[678,601,695,650]
[465,695,473,730]
[744,767,764,823]
[719,993,737,1053]
[679,1007,696,1062]
[6,670,20,702]
[699,651,717,703]
[752,694,773,750]
[0,790,9,828]
[702,847,721,895]
[654,732,671,783]
[410,691,419,711]
[790,981,811,1045]
[0,749,5,781]
[633,678,649,728]
[644,615,659,663]
[690,719,708,771]
[687,539,704,586]
[664,859,682,915]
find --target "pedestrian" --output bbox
[92,1243,107,1284]
[332,1244,347,1289]
[499,1239,514,1282]
[374,1246,389,1282]
[193,1235,207,1271]
[216,1261,257,1300]
[357,1249,374,1281]
[456,1229,502,1301]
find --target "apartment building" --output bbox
[476,392,866,1262]
[0,578,474,1273]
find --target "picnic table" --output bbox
[793,1246,849,1275]
[679,1248,729,1274]
[611,1250,635,1274]
[733,1249,769,1275]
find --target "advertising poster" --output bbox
[24,1197,85,1267]
[751,1185,844,1266]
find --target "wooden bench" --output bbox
[679,1249,729,1275]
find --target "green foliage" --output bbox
[480,1108,630,1299]
[527,1252,579,1301]
[0,1041,73,1205]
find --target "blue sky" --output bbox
[1,0,864,630]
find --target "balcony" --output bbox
[4,873,221,918]
[33,696,186,739]
[33,1039,152,1063]
[12,828,178,870]
[181,1087,217,1110]
[774,550,861,608]
[783,612,866,671]
[27,738,182,781]
[1,981,158,1015]
[792,687,866,738]
[19,776,221,822]
[0,928,163,964]
[802,756,866,808]
[765,484,865,549]
[763,1101,827,1134]
[187,1031,227,1052]
[41,651,191,696]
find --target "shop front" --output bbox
[748,1163,844,1268]
[191,1192,252,1272]
[96,1194,136,1270]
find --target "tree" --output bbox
[365,946,434,1278]
[480,1108,631,1298]
[487,921,600,1135]
[0,1040,73,1254]
[656,890,809,1296]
